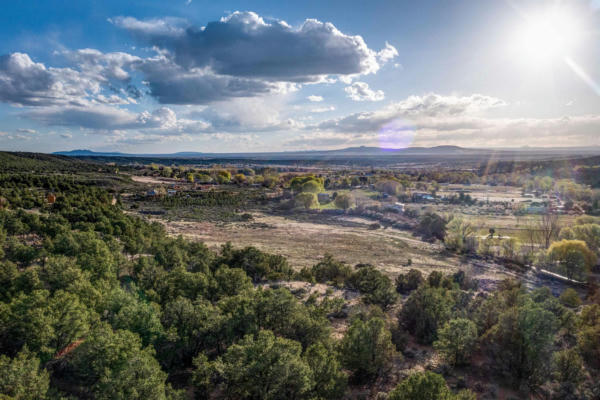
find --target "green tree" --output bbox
[290,175,323,192]
[69,323,169,400]
[433,318,477,366]
[212,265,253,299]
[339,316,396,381]
[552,348,585,388]
[252,288,330,349]
[484,299,557,388]
[388,371,454,400]
[160,297,224,367]
[191,353,215,398]
[0,290,54,358]
[215,330,313,400]
[215,170,231,184]
[219,245,292,283]
[195,173,212,183]
[577,323,600,369]
[48,290,95,354]
[304,343,347,399]
[108,294,164,347]
[0,349,50,400]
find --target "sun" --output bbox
[511,9,579,65]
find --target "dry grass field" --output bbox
[151,211,539,290]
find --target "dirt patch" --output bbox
[130,175,175,185]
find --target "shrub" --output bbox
[311,255,352,286]
[395,269,424,294]
[334,193,354,210]
[388,371,473,400]
[347,265,398,309]
[416,213,446,241]
[559,288,581,308]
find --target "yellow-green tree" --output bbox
[547,240,595,280]
[444,217,474,252]
[295,192,318,209]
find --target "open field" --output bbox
[149,210,574,294]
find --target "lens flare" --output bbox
[378,119,416,149]
[564,57,600,96]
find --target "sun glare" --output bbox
[512,9,579,65]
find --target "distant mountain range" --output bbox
[54,145,475,158]
[53,145,600,159]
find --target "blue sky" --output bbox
[1,0,599,152]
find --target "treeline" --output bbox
[417,211,600,282]
[480,156,600,188]
[0,152,117,175]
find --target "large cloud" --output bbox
[297,93,600,148]
[112,11,395,82]
[0,53,99,106]
[62,48,140,83]
[25,103,210,134]
[314,93,506,133]
[136,57,295,104]
[182,97,304,133]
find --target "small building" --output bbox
[412,192,435,202]
[384,202,405,213]
[46,193,56,204]
[525,203,547,214]
[317,193,331,203]
[393,202,405,213]
[146,188,163,197]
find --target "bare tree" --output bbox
[538,211,560,249]
[523,217,540,257]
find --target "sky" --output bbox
[1,0,600,153]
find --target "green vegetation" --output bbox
[0,152,599,399]
[388,371,476,400]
